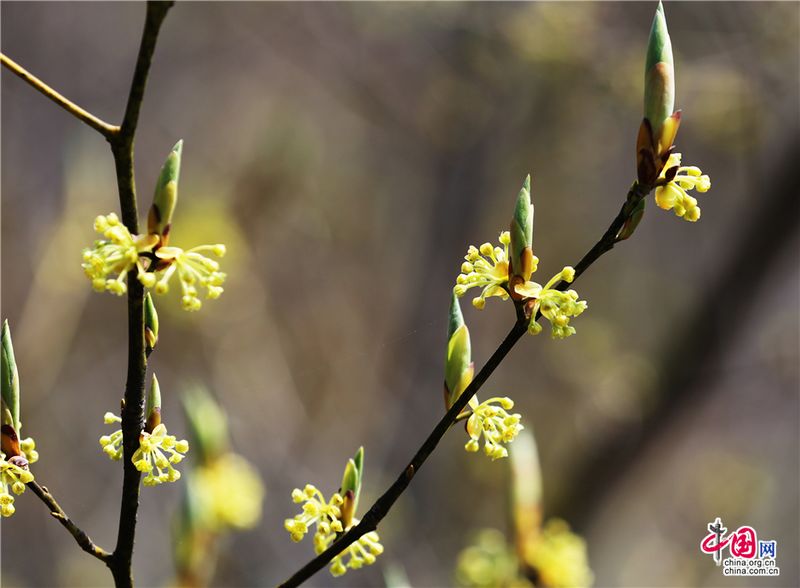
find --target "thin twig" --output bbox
[0,53,119,138]
[27,480,111,562]
[278,183,653,587]
[105,3,173,588]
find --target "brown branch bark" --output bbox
[27,480,112,562]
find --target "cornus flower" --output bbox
[518,267,588,340]
[465,397,524,461]
[284,484,344,543]
[454,231,539,310]
[286,448,384,577]
[100,412,189,486]
[81,213,158,295]
[151,244,226,311]
[655,153,711,222]
[81,213,227,311]
[0,452,33,517]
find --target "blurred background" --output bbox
[2,2,798,587]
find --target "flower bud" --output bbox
[644,2,674,142]
[1,320,20,431]
[144,293,159,354]
[509,175,534,282]
[340,447,364,528]
[182,386,229,464]
[510,429,543,556]
[616,198,646,241]
[145,374,162,432]
[148,140,183,243]
[444,293,474,410]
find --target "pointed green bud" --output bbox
[616,198,647,242]
[510,175,534,282]
[444,294,473,410]
[144,293,159,354]
[145,373,162,432]
[510,428,543,551]
[148,140,183,241]
[1,320,20,431]
[340,447,364,529]
[182,386,229,464]
[644,2,675,141]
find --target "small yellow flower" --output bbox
[100,412,189,486]
[524,519,593,588]
[152,244,227,311]
[517,267,587,340]
[655,153,711,222]
[455,232,539,310]
[0,452,34,518]
[284,484,344,543]
[132,423,189,486]
[465,397,524,461]
[194,452,264,530]
[81,213,159,295]
[285,483,385,577]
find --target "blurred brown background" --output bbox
[1,2,798,587]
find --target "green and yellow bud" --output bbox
[444,293,474,410]
[182,386,229,464]
[616,198,646,242]
[144,293,159,354]
[1,320,20,431]
[340,447,364,528]
[145,374,162,432]
[510,429,543,559]
[644,2,674,142]
[509,175,535,283]
[148,140,183,243]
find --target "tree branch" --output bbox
[277,183,652,587]
[105,3,173,588]
[27,480,111,563]
[0,53,119,139]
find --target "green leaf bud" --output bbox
[181,385,229,464]
[510,175,534,282]
[148,140,183,242]
[616,198,647,242]
[144,293,159,354]
[644,2,675,141]
[1,320,20,431]
[510,428,543,551]
[444,293,474,410]
[145,373,162,432]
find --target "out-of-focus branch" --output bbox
[27,481,112,562]
[0,53,119,138]
[277,180,654,587]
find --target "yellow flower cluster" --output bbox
[0,439,37,518]
[100,412,189,486]
[655,153,711,222]
[285,484,384,577]
[82,213,227,311]
[194,453,264,530]
[465,397,524,461]
[454,233,587,339]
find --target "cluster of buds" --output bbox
[285,448,384,577]
[1,321,38,517]
[100,374,189,486]
[81,141,227,311]
[454,176,588,339]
